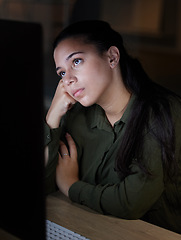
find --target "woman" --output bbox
[45,20,181,233]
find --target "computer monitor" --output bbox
[0,19,45,239]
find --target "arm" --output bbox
[46,80,76,129]
[44,80,76,194]
[65,133,165,219]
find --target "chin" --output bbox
[78,99,95,107]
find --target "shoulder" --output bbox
[152,85,181,118]
[161,93,181,125]
[168,94,181,115]
[168,95,181,131]
[62,103,97,127]
[160,92,181,133]
[147,89,181,131]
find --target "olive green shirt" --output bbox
[45,95,181,234]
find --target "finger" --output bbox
[57,152,62,162]
[56,79,65,91]
[64,92,76,103]
[59,141,69,157]
[65,133,77,159]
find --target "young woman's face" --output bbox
[54,38,115,107]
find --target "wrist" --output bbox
[66,179,79,197]
[46,111,62,129]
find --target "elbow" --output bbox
[110,202,147,220]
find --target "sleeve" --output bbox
[68,133,165,219]
[44,122,62,195]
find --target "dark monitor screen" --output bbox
[0,19,45,240]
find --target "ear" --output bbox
[107,46,120,68]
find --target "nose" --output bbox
[63,72,77,86]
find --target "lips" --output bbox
[72,88,85,98]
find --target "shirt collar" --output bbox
[119,94,136,124]
[88,104,109,130]
[88,94,136,130]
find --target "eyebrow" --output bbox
[56,51,84,72]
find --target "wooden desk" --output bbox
[46,191,181,240]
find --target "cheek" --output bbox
[83,60,110,83]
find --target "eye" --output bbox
[73,58,82,66]
[58,71,66,79]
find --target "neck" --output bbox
[98,73,131,126]
[105,90,131,126]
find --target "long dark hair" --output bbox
[53,20,179,183]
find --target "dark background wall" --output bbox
[1,0,181,109]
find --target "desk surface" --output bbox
[46,191,181,240]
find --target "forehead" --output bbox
[53,38,98,59]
